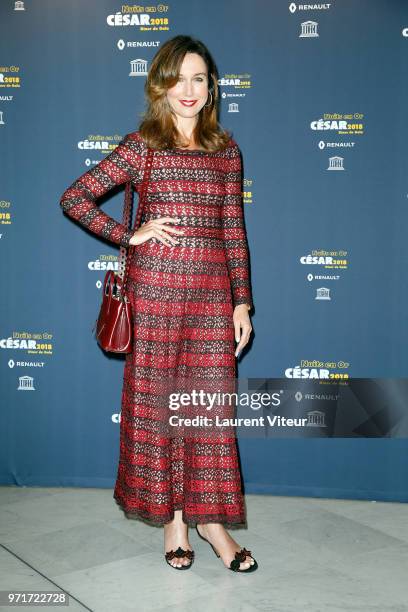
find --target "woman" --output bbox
[60,35,257,573]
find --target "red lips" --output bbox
[179,100,197,107]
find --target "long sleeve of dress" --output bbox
[59,133,145,248]
[221,142,254,311]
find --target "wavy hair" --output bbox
[138,35,231,152]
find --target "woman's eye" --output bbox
[177,77,204,82]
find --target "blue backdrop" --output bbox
[1,0,408,502]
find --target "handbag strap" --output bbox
[118,147,154,293]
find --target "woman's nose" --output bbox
[183,81,193,95]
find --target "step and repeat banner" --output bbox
[1,0,408,501]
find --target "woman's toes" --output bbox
[168,552,192,567]
[183,552,193,566]
[240,555,255,569]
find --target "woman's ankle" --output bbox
[165,511,184,527]
[200,522,223,532]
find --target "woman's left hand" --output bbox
[233,304,252,357]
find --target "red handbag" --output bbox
[93,147,154,353]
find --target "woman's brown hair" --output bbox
[138,35,231,152]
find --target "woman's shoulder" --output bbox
[122,130,148,149]
[227,135,237,147]
[225,136,241,158]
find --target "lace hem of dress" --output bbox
[113,494,247,529]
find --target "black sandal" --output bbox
[165,545,195,570]
[195,524,258,573]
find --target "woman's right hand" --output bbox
[129,217,184,247]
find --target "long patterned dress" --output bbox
[60,131,253,527]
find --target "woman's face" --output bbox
[166,52,210,121]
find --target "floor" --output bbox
[0,487,407,611]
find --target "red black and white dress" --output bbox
[60,131,253,527]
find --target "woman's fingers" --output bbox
[154,228,179,246]
[136,216,184,246]
[153,223,184,235]
[155,225,181,245]
[234,320,252,356]
[149,217,185,237]
[153,218,184,234]
[155,217,184,233]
